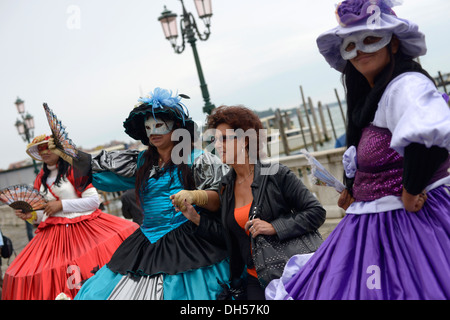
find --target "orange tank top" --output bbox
[234,202,258,279]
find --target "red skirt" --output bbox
[1,210,138,300]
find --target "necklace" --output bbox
[158,158,167,168]
[237,168,254,185]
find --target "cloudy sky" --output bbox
[1,0,449,170]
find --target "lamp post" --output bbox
[14,97,40,176]
[158,0,215,115]
[14,97,40,241]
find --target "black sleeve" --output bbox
[72,150,93,193]
[194,210,227,249]
[402,143,449,195]
[270,165,327,241]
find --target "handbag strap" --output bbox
[251,163,272,219]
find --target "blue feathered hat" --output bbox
[123,88,196,145]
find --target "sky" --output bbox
[0,0,449,170]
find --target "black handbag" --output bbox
[250,167,323,288]
[1,234,14,259]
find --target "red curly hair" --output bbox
[206,105,266,161]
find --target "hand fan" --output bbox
[0,185,46,212]
[43,103,78,159]
[301,149,346,193]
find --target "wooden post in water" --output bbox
[295,107,309,151]
[308,97,323,146]
[275,108,290,156]
[325,104,337,140]
[284,111,292,129]
[296,106,306,128]
[334,88,346,124]
[317,101,330,141]
[438,71,448,95]
[299,86,317,151]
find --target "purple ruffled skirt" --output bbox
[266,184,450,300]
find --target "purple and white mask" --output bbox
[145,117,174,137]
[340,30,393,60]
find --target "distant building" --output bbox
[8,160,30,170]
[0,163,42,189]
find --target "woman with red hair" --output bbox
[204,105,326,299]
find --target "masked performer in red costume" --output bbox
[2,135,138,300]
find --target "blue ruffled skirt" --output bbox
[75,223,230,300]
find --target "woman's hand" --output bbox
[244,218,276,238]
[15,209,33,221]
[170,190,208,211]
[338,188,355,210]
[174,199,200,226]
[43,200,63,216]
[402,188,427,212]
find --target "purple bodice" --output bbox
[353,126,404,202]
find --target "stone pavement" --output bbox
[318,218,342,239]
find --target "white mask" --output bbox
[340,31,393,60]
[144,117,174,137]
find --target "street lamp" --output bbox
[158,0,215,115]
[15,97,25,114]
[14,97,40,176]
[14,97,40,240]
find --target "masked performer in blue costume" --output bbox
[73,88,230,299]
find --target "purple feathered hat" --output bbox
[317,0,427,72]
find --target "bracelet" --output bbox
[25,211,37,224]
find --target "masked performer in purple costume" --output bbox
[266,0,450,300]
[74,88,230,300]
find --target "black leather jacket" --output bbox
[218,161,326,279]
